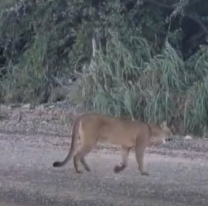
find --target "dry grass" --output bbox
[80,31,208,136]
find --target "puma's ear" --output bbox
[160,121,167,129]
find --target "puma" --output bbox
[53,113,172,175]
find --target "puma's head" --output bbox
[149,121,173,146]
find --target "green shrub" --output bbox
[80,31,208,136]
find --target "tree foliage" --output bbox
[0,0,208,135]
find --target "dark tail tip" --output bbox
[53,161,61,167]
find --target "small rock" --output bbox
[11,110,22,122]
[0,105,11,119]
[0,105,11,113]
[9,103,21,109]
[21,104,31,110]
[36,104,45,111]
[49,105,55,109]
[184,135,193,140]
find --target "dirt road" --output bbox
[0,132,208,206]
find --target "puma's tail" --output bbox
[53,118,79,167]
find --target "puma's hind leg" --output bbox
[73,141,94,173]
[73,121,97,173]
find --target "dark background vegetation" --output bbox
[0,0,208,136]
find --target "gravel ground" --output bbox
[0,102,208,205]
[0,132,208,206]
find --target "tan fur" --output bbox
[53,113,172,175]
